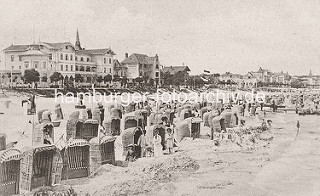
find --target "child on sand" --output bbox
[166,128,174,154]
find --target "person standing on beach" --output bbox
[296,120,300,137]
[153,130,163,157]
[166,128,174,154]
[137,129,147,157]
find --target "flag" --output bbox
[204,70,210,73]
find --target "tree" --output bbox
[163,71,173,86]
[172,71,186,86]
[50,72,63,85]
[24,69,40,84]
[149,78,154,86]
[63,76,69,87]
[194,76,204,87]
[142,74,149,85]
[13,76,18,83]
[104,74,112,83]
[75,74,84,84]
[135,77,143,86]
[69,75,74,87]
[291,79,304,88]
[41,75,48,82]
[113,75,121,82]
[97,75,103,87]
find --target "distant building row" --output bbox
[0,30,163,86]
[219,67,320,89]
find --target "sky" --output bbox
[1,0,320,75]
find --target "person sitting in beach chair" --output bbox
[146,146,154,157]
[43,130,53,144]
[125,144,136,162]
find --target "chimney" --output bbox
[125,53,128,58]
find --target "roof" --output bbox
[122,53,148,64]
[121,53,158,65]
[3,44,29,52]
[163,66,190,74]
[221,72,242,78]
[41,42,74,50]
[114,59,126,69]
[19,49,48,56]
[145,56,156,64]
[76,48,115,56]
[257,67,268,72]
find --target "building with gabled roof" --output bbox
[162,65,190,75]
[121,53,162,85]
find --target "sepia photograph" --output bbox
[0,0,320,195]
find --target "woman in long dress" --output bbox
[153,131,163,157]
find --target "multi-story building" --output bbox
[249,67,291,86]
[1,30,115,85]
[121,53,162,85]
[250,67,270,83]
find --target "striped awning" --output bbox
[100,135,116,144]
[84,119,99,124]
[67,139,89,147]
[0,149,21,163]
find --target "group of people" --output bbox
[125,127,175,162]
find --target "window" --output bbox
[66,65,68,71]
[70,54,73,61]
[81,57,83,62]
[19,66,21,70]
[60,53,63,60]
[109,68,112,73]
[43,62,47,69]
[61,64,63,71]
[104,58,106,64]
[51,64,53,70]
[104,68,106,73]
[65,54,68,61]
[87,57,90,62]
[156,72,159,77]
[19,56,22,61]
[75,56,77,61]
[24,61,29,69]
[70,65,73,71]
[33,61,39,69]
[65,46,68,50]
[109,58,111,64]
[11,55,14,62]
[144,64,146,68]
[75,65,78,71]
[156,64,159,69]
[49,53,52,60]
